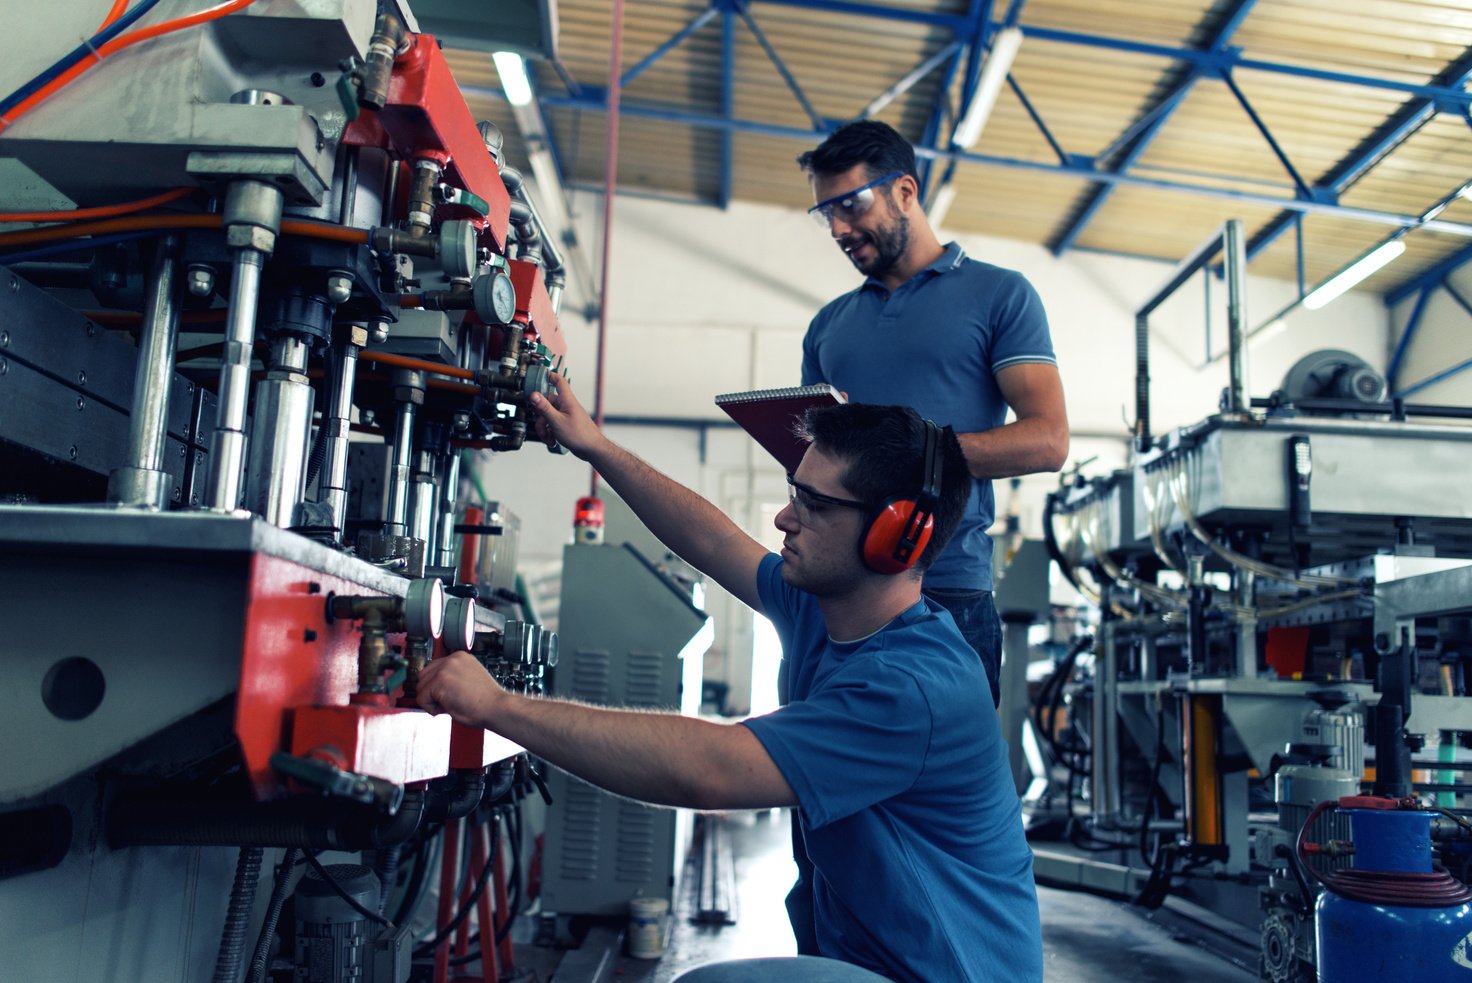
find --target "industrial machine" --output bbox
[0,2,569,980]
[1034,221,1472,982]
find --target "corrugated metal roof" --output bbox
[442,0,1472,303]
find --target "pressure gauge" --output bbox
[474,260,517,326]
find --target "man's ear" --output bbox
[893,174,920,212]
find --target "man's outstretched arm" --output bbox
[418,652,796,811]
[531,373,769,613]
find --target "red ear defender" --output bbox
[858,420,943,575]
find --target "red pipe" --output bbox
[590,0,625,499]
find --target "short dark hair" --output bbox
[796,120,919,185]
[799,403,970,573]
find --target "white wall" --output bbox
[475,192,1393,709]
[1386,263,1472,405]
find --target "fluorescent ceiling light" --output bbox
[493,51,534,107]
[951,26,1023,149]
[926,182,958,229]
[1302,241,1406,310]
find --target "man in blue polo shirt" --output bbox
[798,120,1070,708]
[418,373,1043,982]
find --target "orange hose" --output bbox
[0,0,263,134]
[0,187,192,224]
[97,0,131,33]
[0,214,370,250]
[360,350,477,381]
[280,220,371,245]
[0,213,219,248]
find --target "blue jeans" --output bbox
[923,588,1002,708]
[675,957,891,982]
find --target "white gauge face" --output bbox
[492,272,516,324]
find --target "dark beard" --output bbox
[851,212,910,279]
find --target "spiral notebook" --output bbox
[715,384,846,471]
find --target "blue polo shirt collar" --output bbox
[861,241,967,293]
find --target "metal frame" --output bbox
[525,3,1472,273]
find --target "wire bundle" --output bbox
[1295,800,1472,908]
[0,0,262,135]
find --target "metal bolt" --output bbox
[180,445,186,457]
[76,396,85,411]
[1,331,9,347]
[186,265,216,298]
[77,370,86,386]
[8,277,17,292]
[68,445,78,460]
[326,273,353,305]
[368,320,390,345]
[0,358,7,376]
[452,411,471,433]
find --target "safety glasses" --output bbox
[786,473,867,523]
[807,171,903,230]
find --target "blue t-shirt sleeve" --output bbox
[800,314,823,386]
[988,271,1056,373]
[744,657,931,829]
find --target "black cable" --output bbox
[391,828,438,929]
[1139,698,1169,868]
[247,848,301,983]
[495,804,523,945]
[305,852,395,930]
[412,811,500,956]
[214,846,263,983]
[1274,844,1314,918]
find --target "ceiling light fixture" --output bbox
[493,51,534,107]
[1302,241,1406,310]
[950,26,1023,149]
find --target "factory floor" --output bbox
[496,809,1263,983]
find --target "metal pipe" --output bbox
[436,452,461,566]
[108,235,182,509]
[243,334,315,527]
[592,0,626,498]
[385,399,418,536]
[498,165,565,282]
[318,341,360,536]
[409,448,438,546]
[1223,218,1248,415]
[1091,619,1121,823]
[205,248,265,511]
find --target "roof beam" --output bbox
[1048,0,1257,255]
[621,7,719,89]
[1244,48,1472,268]
[1386,240,1472,306]
[529,87,1472,239]
[754,2,1472,106]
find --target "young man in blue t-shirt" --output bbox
[418,373,1044,982]
[799,120,1070,707]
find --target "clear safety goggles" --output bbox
[807,171,903,230]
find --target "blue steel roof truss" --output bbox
[536,2,1472,297]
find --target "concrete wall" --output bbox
[475,191,1393,711]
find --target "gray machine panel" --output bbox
[1135,416,1472,564]
[542,543,710,917]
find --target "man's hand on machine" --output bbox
[417,650,504,728]
[530,372,605,458]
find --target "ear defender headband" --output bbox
[859,420,944,575]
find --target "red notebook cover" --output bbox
[715,384,847,471]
